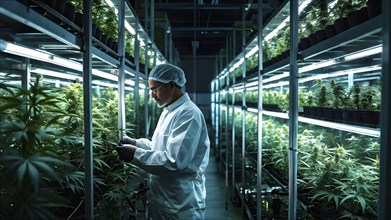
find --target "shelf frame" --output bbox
[0,0,79,49]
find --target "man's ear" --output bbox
[168,81,176,88]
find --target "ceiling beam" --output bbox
[155,3,240,10]
[171,27,233,31]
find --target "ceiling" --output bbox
[137,0,284,57]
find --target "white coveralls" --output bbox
[133,93,210,220]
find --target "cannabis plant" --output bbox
[349,82,361,109]
[329,79,346,108]
[0,75,73,219]
[361,85,380,110]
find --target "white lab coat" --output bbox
[133,93,210,220]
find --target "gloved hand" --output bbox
[120,135,137,146]
[115,144,137,162]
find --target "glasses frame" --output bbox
[150,83,167,95]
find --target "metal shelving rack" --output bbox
[0,0,167,217]
[211,0,390,219]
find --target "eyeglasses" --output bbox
[150,83,166,95]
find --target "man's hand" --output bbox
[115,144,137,162]
[121,135,137,146]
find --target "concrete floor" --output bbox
[205,155,243,220]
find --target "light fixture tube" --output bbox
[1,41,124,82]
[299,116,380,137]
[246,86,259,91]
[299,65,381,83]
[263,81,289,89]
[261,110,380,137]
[31,68,134,90]
[92,80,118,88]
[125,79,146,89]
[264,0,312,41]
[125,21,136,35]
[1,40,83,72]
[92,69,118,81]
[245,45,259,58]
[299,60,335,73]
[247,107,258,113]
[246,81,258,88]
[31,68,81,81]
[265,17,289,42]
[344,45,382,61]
[263,72,290,84]
[2,41,49,61]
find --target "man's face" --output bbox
[149,80,171,108]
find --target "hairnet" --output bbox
[149,63,186,87]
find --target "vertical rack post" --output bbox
[134,16,140,137]
[82,0,93,218]
[241,4,247,218]
[118,0,126,137]
[225,73,229,205]
[231,71,236,200]
[22,58,30,90]
[144,0,150,138]
[151,0,156,137]
[256,0,263,218]
[216,77,220,161]
[380,0,391,219]
[288,0,299,219]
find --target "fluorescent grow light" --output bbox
[344,45,382,61]
[245,45,259,58]
[1,41,126,82]
[299,60,335,73]
[263,72,290,84]
[264,0,312,41]
[261,110,380,137]
[1,40,82,71]
[299,65,382,83]
[31,68,81,81]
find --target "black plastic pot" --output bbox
[94,28,102,41]
[303,106,316,118]
[246,66,258,75]
[334,108,343,122]
[325,24,337,39]
[270,56,279,65]
[128,55,135,63]
[263,59,273,67]
[308,33,318,46]
[64,3,76,22]
[342,109,363,125]
[334,17,350,34]
[100,34,108,45]
[54,0,67,14]
[347,7,369,27]
[263,104,281,112]
[92,24,98,36]
[367,0,381,18]
[351,109,364,124]
[299,37,311,51]
[281,50,290,59]
[111,41,118,52]
[75,12,83,28]
[323,107,336,121]
[315,29,327,43]
[361,110,380,127]
[106,38,114,49]
[41,0,56,8]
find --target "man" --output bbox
[116,63,210,220]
